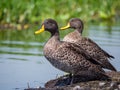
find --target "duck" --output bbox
[35,19,110,82]
[60,18,116,71]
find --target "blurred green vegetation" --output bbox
[0,0,120,25]
[0,0,120,43]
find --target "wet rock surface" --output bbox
[25,71,120,90]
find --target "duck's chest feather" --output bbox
[43,36,59,57]
[43,37,73,73]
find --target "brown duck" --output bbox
[60,18,116,71]
[35,19,109,81]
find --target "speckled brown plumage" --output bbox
[35,19,109,80]
[60,18,116,71]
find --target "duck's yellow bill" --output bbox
[60,23,70,30]
[35,25,45,34]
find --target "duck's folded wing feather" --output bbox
[56,42,103,66]
[85,38,114,59]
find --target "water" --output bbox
[0,25,120,90]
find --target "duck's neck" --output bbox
[51,30,60,41]
[75,28,83,35]
[63,29,81,42]
[46,30,60,48]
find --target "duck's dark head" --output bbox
[35,19,59,35]
[60,18,84,33]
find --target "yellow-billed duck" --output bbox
[60,18,116,71]
[35,19,109,81]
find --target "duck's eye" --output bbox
[48,23,53,26]
[46,22,49,24]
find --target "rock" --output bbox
[73,85,82,90]
[109,82,119,90]
[25,71,120,90]
[99,82,106,87]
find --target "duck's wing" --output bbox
[54,42,104,73]
[84,37,114,59]
[63,42,103,66]
[81,37,116,71]
[53,42,109,79]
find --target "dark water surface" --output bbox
[0,25,120,90]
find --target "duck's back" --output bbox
[63,31,116,71]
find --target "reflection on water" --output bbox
[0,25,120,90]
[0,41,45,56]
[88,25,120,46]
